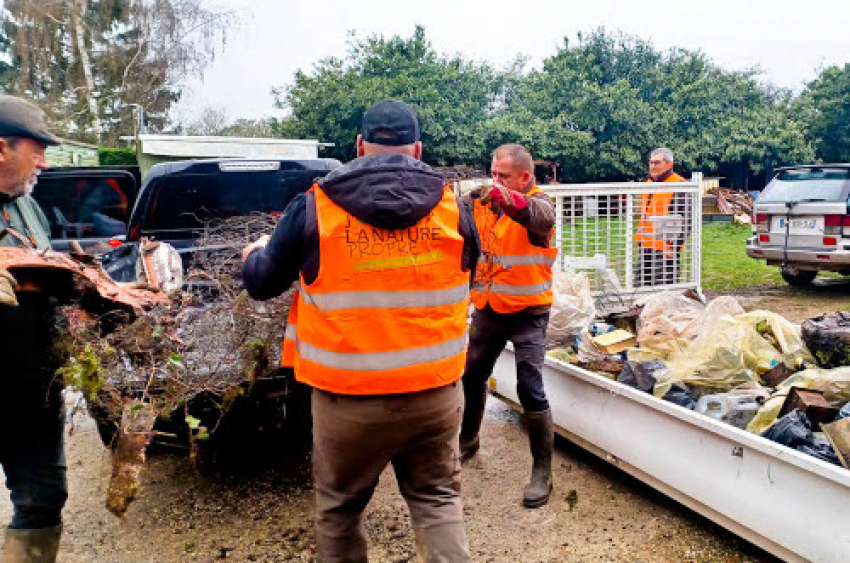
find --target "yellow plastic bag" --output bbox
[736,310,814,362]
[746,372,817,434]
[654,315,781,397]
[809,366,850,405]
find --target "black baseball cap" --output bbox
[0,95,61,146]
[361,100,420,146]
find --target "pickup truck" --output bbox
[92,157,341,453]
[102,158,340,283]
[31,165,140,253]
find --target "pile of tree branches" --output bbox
[57,215,293,514]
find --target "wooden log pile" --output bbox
[708,187,754,219]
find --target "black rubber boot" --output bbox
[459,382,487,461]
[3,526,62,563]
[522,409,553,509]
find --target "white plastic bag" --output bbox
[636,292,705,358]
[637,294,744,359]
[137,241,183,296]
[546,269,596,347]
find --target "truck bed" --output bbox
[490,348,850,562]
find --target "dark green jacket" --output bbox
[0,192,56,389]
[0,193,52,249]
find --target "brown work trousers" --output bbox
[312,382,470,562]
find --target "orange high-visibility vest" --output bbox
[286,183,470,395]
[470,185,558,314]
[637,172,686,254]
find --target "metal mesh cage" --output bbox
[545,182,702,314]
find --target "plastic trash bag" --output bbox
[654,315,781,397]
[761,410,840,465]
[626,347,664,364]
[636,294,744,360]
[636,292,704,358]
[808,366,850,405]
[700,296,746,334]
[577,327,623,375]
[802,312,850,368]
[837,403,850,421]
[617,360,666,394]
[662,382,697,410]
[737,310,814,361]
[138,241,183,296]
[745,368,846,434]
[546,270,596,348]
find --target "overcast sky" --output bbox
[175,0,850,123]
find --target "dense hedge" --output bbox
[98,147,138,166]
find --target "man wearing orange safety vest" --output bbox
[241,100,479,561]
[636,147,690,287]
[459,144,558,509]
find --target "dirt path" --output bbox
[710,276,850,323]
[2,401,772,562]
[8,280,844,561]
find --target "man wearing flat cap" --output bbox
[242,100,479,561]
[0,95,66,562]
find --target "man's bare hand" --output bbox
[0,268,19,307]
[241,235,271,262]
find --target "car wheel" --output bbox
[780,267,818,287]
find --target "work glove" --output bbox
[480,184,528,212]
[0,267,19,307]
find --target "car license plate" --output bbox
[774,216,823,234]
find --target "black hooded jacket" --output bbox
[242,154,480,300]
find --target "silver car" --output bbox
[746,164,850,286]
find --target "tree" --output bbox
[0,0,235,144]
[513,29,814,184]
[800,64,850,163]
[180,105,230,136]
[275,27,506,165]
[173,105,277,138]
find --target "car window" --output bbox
[32,173,136,239]
[759,168,850,203]
[144,170,320,231]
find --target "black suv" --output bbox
[32,166,141,253]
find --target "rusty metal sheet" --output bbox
[0,247,169,312]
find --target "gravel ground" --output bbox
[5,282,842,562]
[1,403,776,562]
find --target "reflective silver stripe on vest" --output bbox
[490,253,556,267]
[301,283,469,312]
[284,323,297,341]
[488,280,553,296]
[297,334,468,371]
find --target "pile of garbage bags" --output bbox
[546,288,850,470]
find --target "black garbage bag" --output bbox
[801,312,850,368]
[617,360,665,394]
[662,382,697,410]
[761,410,840,465]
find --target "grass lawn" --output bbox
[556,219,836,291]
[701,223,783,290]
